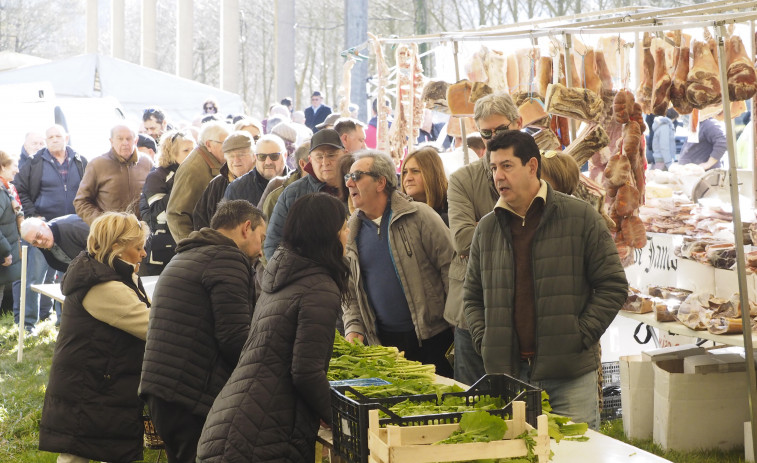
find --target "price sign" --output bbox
[625,233,682,289]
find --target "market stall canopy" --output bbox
[0,53,245,122]
[0,50,50,72]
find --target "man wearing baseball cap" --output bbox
[304,91,332,133]
[263,129,346,259]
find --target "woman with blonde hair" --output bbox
[40,212,150,463]
[540,150,580,195]
[139,129,194,275]
[401,146,449,225]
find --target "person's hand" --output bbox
[2,255,12,267]
[345,332,364,344]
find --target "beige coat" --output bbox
[74,149,153,225]
[444,155,498,328]
[166,145,223,242]
[343,191,454,345]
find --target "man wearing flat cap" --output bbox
[193,131,256,230]
[304,91,332,133]
[264,128,346,259]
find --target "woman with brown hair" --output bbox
[40,212,150,463]
[540,150,580,195]
[401,146,449,225]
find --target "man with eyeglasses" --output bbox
[74,124,153,226]
[444,92,524,386]
[19,214,89,272]
[304,91,332,133]
[14,124,87,327]
[263,129,346,260]
[167,121,230,242]
[224,134,289,208]
[193,132,257,231]
[342,151,455,378]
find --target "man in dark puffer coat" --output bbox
[196,246,341,462]
[139,200,267,463]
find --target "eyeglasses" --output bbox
[170,131,187,142]
[204,105,216,111]
[479,123,512,140]
[311,152,340,163]
[256,152,281,161]
[344,170,381,183]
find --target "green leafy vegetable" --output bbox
[435,411,508,444]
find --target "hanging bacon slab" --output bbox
[583,48,602,96]
[487,49,509,94]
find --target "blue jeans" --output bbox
[453,328,486,386]
[517,360,600,430]
[12,245,49,328]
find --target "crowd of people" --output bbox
[1,90,629,462]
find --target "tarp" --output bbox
[0,53,245,123]
[0,50,49,72]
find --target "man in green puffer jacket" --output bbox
[464,130,627,430]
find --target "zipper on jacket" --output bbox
[398,224,412,257]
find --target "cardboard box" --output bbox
[653,359,750,451]
[683,353,746,374]
[620,355,654,440]
[642,345,706,362]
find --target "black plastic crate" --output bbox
[602,361,621,388]
[330,374,542,463]
[601,394,623,422]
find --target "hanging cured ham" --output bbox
[583,48,602,96]
[670,45,693,114]
[686,39,722,109]
[725,34,757,101]
[537,56,553,98]
[652,46,672,115]
[637,32,655,113]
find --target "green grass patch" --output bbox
[600,418,746,463]
[0,313,162,462]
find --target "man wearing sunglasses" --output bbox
[445,92,524,386]
[224,134,290,207]
[263,129,346,260]
[342,151,455,378]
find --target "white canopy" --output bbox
[0,53,245,123]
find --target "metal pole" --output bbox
[453,41,470,166]
[17,245,27,363]
[220,0,240,92]
[715,23,757,462]
[563,33,576,142]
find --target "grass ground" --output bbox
[0,311,747,462]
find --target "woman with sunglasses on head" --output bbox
[401,146,449,225]
[197,193,349,462]
[138,129,194,275]
[40,212,150,463]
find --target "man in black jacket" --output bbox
[139,200,266,463]
[13,124,87,326]
[19,214,89,272]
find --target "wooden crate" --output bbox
[366,401,550,463]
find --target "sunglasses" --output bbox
[170,131,187,142]
[256,152,281,161]
[252,135,260,142]
[344,170,380,183]
[479,123,512,140]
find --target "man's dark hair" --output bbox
[466,134,485,152]
[282,193,349,301]
[202,114,219,124]
[665,107,679,120]
[371,97,390,114]
[487,130,541,179]
[334,118,364,136]
[137,134,157,152]
[280,97,293,108]
[211,200,267,231]
[143,107,166,123]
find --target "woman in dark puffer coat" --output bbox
[197,193,349,462]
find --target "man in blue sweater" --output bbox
[678,117,727,170]
[13,124,87,326]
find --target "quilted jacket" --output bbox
[464,184,628,381]
[139,228,255,417]
[196,246,340,462]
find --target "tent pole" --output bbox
[453,41,470,166]
[715,23,757,462]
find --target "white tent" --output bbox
[0,53,245,123]
[0,50,50,72]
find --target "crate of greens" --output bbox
[330,374,542,463]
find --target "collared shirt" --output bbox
[51,154,71,185]
[495,179,548,223]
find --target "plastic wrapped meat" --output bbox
[677,292,712,330]
[708,317,743,334]
[654,299,679,322]
[647,286,692,302]
[622,293,654,313]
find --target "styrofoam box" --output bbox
[620,355,654,440]
[653,358,750,451]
